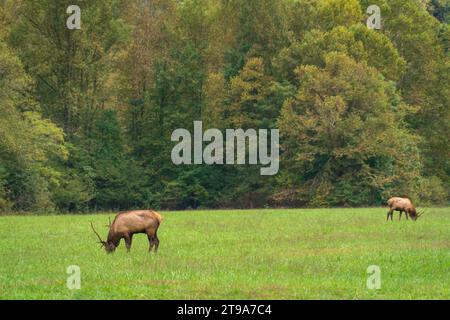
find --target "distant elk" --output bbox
[90,210,162,253]
[386,197,424,221]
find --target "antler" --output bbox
[90,222,105,244]
[105,217,112,228]
[417,210,426,218]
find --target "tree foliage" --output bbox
[0,0,448,211]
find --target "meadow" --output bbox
[0,208,449,300]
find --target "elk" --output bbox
[90,210,162,253]
[386,197,424,221]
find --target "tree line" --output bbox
[0,0,448,212]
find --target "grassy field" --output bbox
[0,208,449,300]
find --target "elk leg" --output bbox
[387,209,393,221]
[399,211,402,221]
[146,227,160,254]
[153,230,160,253]
[124,234,132,253]
[147,233,154,253]
[405,211,409,220]
[153,238,159,253]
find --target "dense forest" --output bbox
[0,0,449,212]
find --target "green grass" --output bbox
[0,208,449,299]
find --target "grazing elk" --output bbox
[386,197,424,221]
[91,210,162,253]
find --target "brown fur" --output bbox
[386,197,422,221]
[91,210,162,253]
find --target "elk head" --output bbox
[90,222,116,253]
[410,210,425,221]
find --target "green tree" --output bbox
[277,53,424,206]
[360,0,450,192]
[0,39,67,211]
[7,0,130,137]
[218,0,290,78]
[273,24,406,83]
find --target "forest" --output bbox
[0,0,449,212]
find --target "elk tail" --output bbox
[152,211,163,225]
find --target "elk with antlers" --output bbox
[386,197,424,221]
[91,210,163,253]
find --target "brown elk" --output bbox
[90,210,162,253]
[386,197,424,221]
